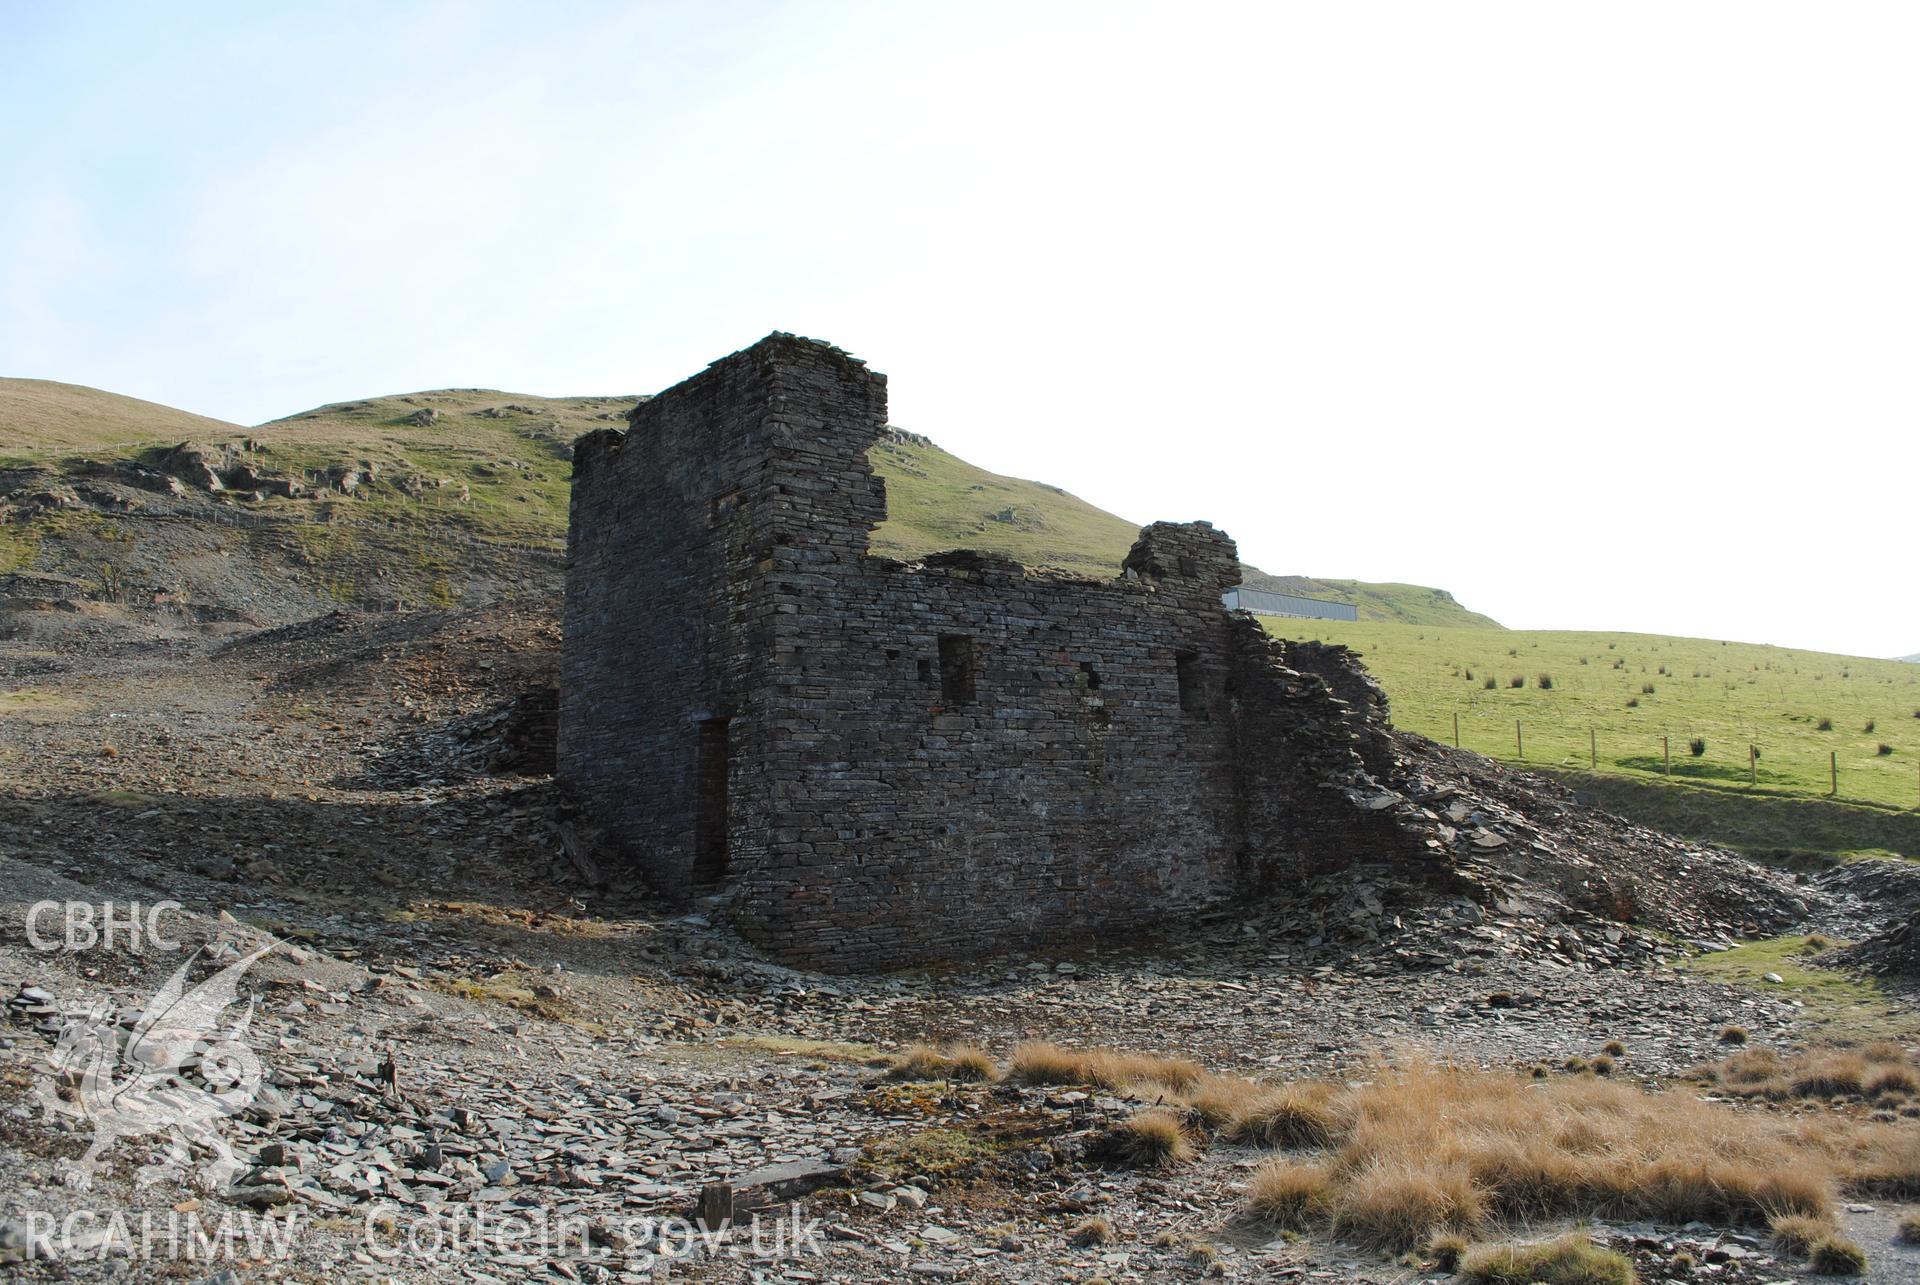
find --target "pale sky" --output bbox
[3,2,1915,658]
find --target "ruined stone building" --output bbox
[560,334,1433,969]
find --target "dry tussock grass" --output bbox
[1807,1234,1869,1274]
[1184,1072,1267,1128]
[1014,1037,1913,1253]
[1865,1063,1920,1096]
[1839,1122,1920,1197]
[1067,1216,1113,1246]
[1244,1161,1333,1228]
[1236,1057,1835,1250]
[1009,1041,1203,1096]
[1225,1081,1344,1149]
[1093,1108,1194,1170]
[1331,1155,1485,1250]
[1768,1212,1837,1257]
[887,1042,999,1083]
[1696,1040,1920,1103]
[1459,1233,1636,1285]
[1427,1231,1469,1272]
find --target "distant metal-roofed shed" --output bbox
[1222,587,1359,622]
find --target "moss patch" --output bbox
[720,1034,890,1065]
[864,1126,1007,1181]
[1675,935,1919,1041]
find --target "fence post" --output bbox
[1516,720,1523,760]
[1453,711,1460,748]
[1664,736,1671,776]
[1590,727,1596,769]
[1749,744,1757,786]
[1831,751,1838,797]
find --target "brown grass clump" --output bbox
[1243,1160,1333,1229]
[1226,1081,1343,1149]
[1231,1056,1836,1248]
[1428,1229,1466,1267]
[1009,1042,1202,1096]
[887,1042,999,1082]
[1591,1055,1616,1076]
[1601,1040,1627,1058]
[1711,1046,1784,1089]
[1008,1040,1087,1085]
[1093,1109,1193,1170]
[1067,1216,1114,1247]
[1634,1155,1831,1227]
[1841,1122,1920,1197]
[1459,1233,1636,1285]
[1428,1231,1470,1271]
[1184,1073,1265,1129]
[1770,1213,1838,1257]
[1807,1235,1868,1275]
[1719,1025,1749,1045]
[1864,1063,1920,1098]
[1331,1157,1485,1250]
[1896,1213,1920,1244]
[1791,1051,1867,1099]
[1696,1043,1920,1104]
[944,1046,1000,1081]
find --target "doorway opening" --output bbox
[693,717,731,885]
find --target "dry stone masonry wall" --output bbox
[560,335,1470,968]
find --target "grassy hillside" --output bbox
[868,432,1146,579]
[1264,618,1920,851]
[1239,573,1502,628]
[867,433,1498,623]
[0,377,244,456]
[248,388,634,545]
[2,379,1496,626]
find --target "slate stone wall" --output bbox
[561,333,1433,968]
[738,521,1250,965]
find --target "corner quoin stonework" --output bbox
[559,333,1431,969]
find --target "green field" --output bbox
[1264,620,1920,846]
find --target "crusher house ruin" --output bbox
[560,334,1441,969]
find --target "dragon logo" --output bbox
[36,938,276,1191]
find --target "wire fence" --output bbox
[1420,710,1920,810]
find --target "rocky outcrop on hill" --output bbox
[156,440,232,490]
